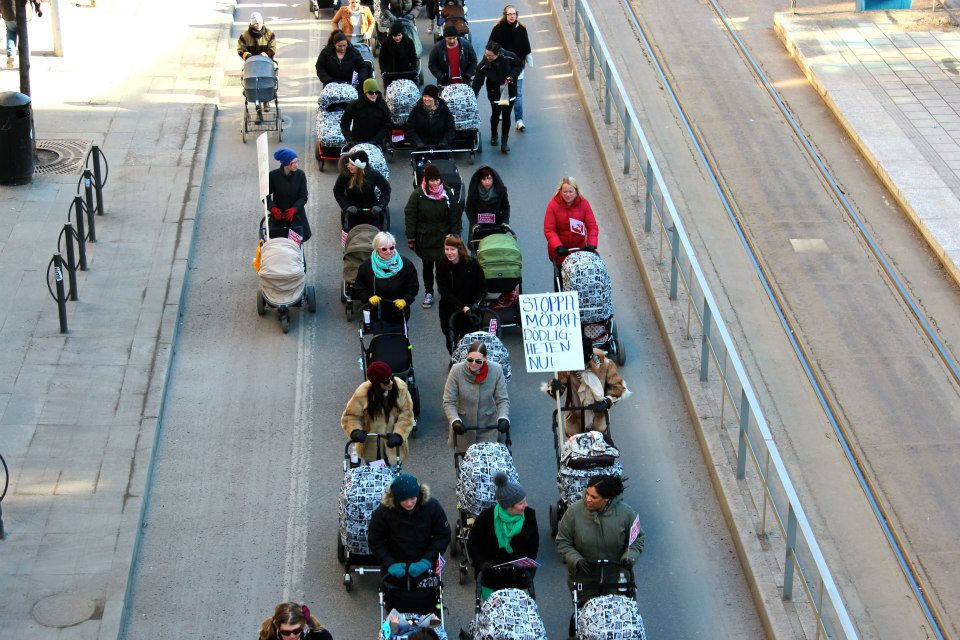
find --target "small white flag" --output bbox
[436,553,446,575]
[628,514,641,546]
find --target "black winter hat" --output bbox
[389,20,405,36]
[422,84,440,100]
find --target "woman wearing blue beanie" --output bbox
[267,147,311,241]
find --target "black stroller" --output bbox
[572,562,646,640]
[242,55,282,143]
[411,148,464,203]
[450,428,516,584]
[379,572,447,639]
[338,434,401,591]
[548,408,622,537]
[359,305,422,420]
[475,225,522,330]
[460,567,544,640]
[554,248,625,365]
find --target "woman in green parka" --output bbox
[404,163,462,310]
[555,474,644,602]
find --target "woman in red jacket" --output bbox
[543,177,599,264]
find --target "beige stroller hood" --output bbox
[259,237,305,306]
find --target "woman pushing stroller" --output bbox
[333,149,391,229]
[341,361,415,466]
[544,176,598,264]
[443,340,509,448]
[267,148,311,242]
[354,231,419,325]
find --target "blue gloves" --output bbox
[408,559,432,577]
[387,563,407,579]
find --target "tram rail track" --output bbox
[616,0,954,637]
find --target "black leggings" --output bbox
[489,101,514,139]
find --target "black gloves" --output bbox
[584,244,597,252]
[346,206,358,215]
[479,562,492,573]
[452,420,465,435]
[371,205,382,215]
[620,556,634,568]
[591,398,611,411]
[497,418,510,433]
[350,429,367,443]
[387,433,404,448]
[555,246,569,256]
[575,559,590,575]
[549,379,565,394]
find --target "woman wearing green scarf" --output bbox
[466,473,539,600]
[355,231,420,325]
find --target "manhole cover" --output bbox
[33,593,97,628]
[35,139,92,175]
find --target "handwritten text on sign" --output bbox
[519,292,582,372]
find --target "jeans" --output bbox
[514,77,524,121]
[5,20,16,58]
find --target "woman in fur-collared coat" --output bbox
[545,336,629,436]
[341,361,415,465]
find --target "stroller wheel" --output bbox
[343,573,353,591]
[451,523,461,557]
[549,502,559,538]
[458,564,467,585]
[610,320,625,365]
[337,536,346,564]
[280,314,290,334]
[315,141,322,161]
[345,303,355,321]
[277,107,283,141]
[411,385,420,417]
[256,291,266,316]
[306,285,317,313]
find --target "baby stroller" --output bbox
[460,567,544,640]
[379,572,447,639]
[355,41,376,80]
[556,248,625,365]
[338,434,401,591]
[359,304,422,419]
[440,84,481,163]
[573,562,645,640]
[451,437,517,584]
[385,79,421,158]
[255,221,316,334]
[450,330,511,380]
[342,224,379,321]
[435,0,469,43]
[476,225,522,330]
[549,412,622,538]
[242,54,282,143]
[315,83,359,169]
[411,150,464,213]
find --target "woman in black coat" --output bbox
[466,473,539,599]
[333,150,391,228]
[464,165,510,245]
[405,85,456,148]
[436,235,485,353]
[471,42,523,153]
[354,231,420,325]
[379,20,419,88]
[316,31,370,86]
[489,5,532,130]
[267,148,311,241]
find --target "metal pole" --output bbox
[737,391,749,479]
[700,302,712,380]
[83,170,97,242]
[50,0,63,56]
[669,226,679,300]
[783,505,798,600]
[644,162,653,232]
[73,196,88,270]
[53,254,68,333]
[63,224,78,301]
[92,146,105,215]
[15,0,30,97]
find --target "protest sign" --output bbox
[519,292,582,372]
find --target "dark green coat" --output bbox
[404,187,462,261]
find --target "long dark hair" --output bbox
[366,377,400,420]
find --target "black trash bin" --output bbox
[0,92,35,186]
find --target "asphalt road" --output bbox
[120,2,763,638]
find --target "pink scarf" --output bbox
[421,178,449,204]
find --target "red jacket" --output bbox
[543,192,599,263]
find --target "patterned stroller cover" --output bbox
[456,442,519,517]
[451,331,511,381]
[258,238,305,306]
[242,54,277,103]
[441,84,480,132]
[316,84,358,147]
[346,142,390,181]
[338,463,396,554]
[557,431,623,505]
[471,588,546,640]
[343,224,378,286]
[387,79,420,126]
[576,595,647,640]
[560,251,613,324]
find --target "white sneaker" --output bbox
[5,56,13,69]
[515,119,525,131]
[422,292,434,308]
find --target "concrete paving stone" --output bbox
[1,395,47,426]
[56,620,102,640]
[43,494,123,535]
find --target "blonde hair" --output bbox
[555,176,581,198]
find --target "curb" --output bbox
[546,1,798,638]
[773,12,960,294]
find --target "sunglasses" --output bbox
[279,629,302,637]
[366,91,378,95]
[379,245,396,251]
[465,357,485,364]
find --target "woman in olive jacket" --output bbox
[404,163,462,308]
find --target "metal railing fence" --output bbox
[559,0,859,637]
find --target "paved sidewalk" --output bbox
[776,4,960,286]
[0,0,233,637]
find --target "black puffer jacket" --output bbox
[333,168,391,211]
[354,257,420,324]
[316,43,371,86]
[368,484,451,568]
[428,38,478,86]
[405,99,456,148]
[471,50,523,102]
[379,33,419,76]
[341,95,392,145]
[466,505,539,586]
[465,166,510,228]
